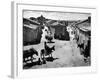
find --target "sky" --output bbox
[23,10,91,20]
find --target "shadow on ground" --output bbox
[23,57,59,69]
[46,57,59,62]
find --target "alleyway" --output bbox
[23,39,90,69]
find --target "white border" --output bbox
[11,2,97,78]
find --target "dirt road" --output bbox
[23,40,90,69]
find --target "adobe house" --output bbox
[74,17,91,49]
[23,18,42,45]
[47,21,70,41]
[75,17,91,38]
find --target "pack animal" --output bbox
[40,42,55,60]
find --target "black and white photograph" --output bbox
[23,10,91,69]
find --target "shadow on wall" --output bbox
[54,30,70,41]
[23,25,70,46]
[23,26,43,46]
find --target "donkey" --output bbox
[40,42,55,62]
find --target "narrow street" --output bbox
[24,39,90,69]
